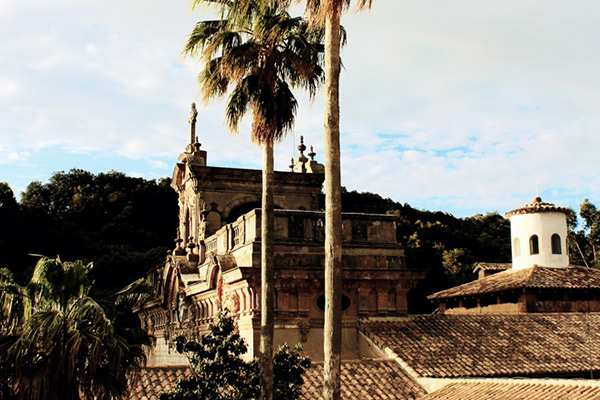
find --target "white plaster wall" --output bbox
[510,212,569,269]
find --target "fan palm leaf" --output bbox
[0,256,150,400]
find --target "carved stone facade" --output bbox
[137,120,422,365]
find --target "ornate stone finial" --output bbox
[289,157,295,171]
[298,136,308,163]
[298,136,306,153]
[308,146,316,161]
[189,103,198,146]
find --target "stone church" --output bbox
[136,108,423,366]
[131,108,600,400]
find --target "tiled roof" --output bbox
[428,265,600,300]
[472,262,511,273]
[301,359,425,400]
[360,314,600,378]
[129,360,425,400]
[505,196,570,217]
[128,366,192,400]
[419,380,600,400]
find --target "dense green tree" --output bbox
[160,311,310,400]
[0,184,26,281]
[568,199,600,268]
[0,257,151,400]
[579,199,600,267]
[13,170,178,290]
[184,2,323,398]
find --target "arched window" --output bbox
[529,235,539,255]
[513,237,521,257]
[551,234,562,254]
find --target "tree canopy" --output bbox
[160,311,310,400]
[0,170,178,292]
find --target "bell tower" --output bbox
[505,197,570,270]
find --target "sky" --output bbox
[1,0,599,218]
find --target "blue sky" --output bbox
[1,0,599,218]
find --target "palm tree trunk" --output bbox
[323,6,343,400]
[260,139,275,400]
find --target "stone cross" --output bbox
[189,102,198,145]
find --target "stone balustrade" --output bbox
[203,209,400,258]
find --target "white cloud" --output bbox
[1,0,599,216]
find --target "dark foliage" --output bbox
[569,199,600,269]
[0,170,178,292]
[160,311,310,400]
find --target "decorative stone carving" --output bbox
[296,318,310,342]
[225,292,240,314]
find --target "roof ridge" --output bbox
[524,264,538,285]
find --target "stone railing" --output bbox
[203,209,399,256]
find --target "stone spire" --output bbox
[178,102,207,166]
[189,102,198,147]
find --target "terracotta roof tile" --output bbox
[472,263,511,273]
[302,359,425,400]
[419,381,600,400]
[361,314,600,378]
[505,197,570,218]
[129,360,426,400]
[128,366,192,400]
[428,265,600,300]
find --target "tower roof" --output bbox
[505,196,570,218]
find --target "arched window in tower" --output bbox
[513,237,521,257]
[529,235,539,255]
[551,234,562,254]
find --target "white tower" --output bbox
[505,197,570,270]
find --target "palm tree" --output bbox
[183,2,324,399]
[0,257,151,400]
[302,1,371,399]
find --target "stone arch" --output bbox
[164,263,181,310]
[223,195,285,224]
[222,195,261,223]
[208,260,221,291]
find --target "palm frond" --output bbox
[189,0,324,147]
[226,75,258,132]
[1,256,150,399]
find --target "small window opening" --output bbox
[513,237,521,257]
[530,235,539,255]
[551,234,562,254]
